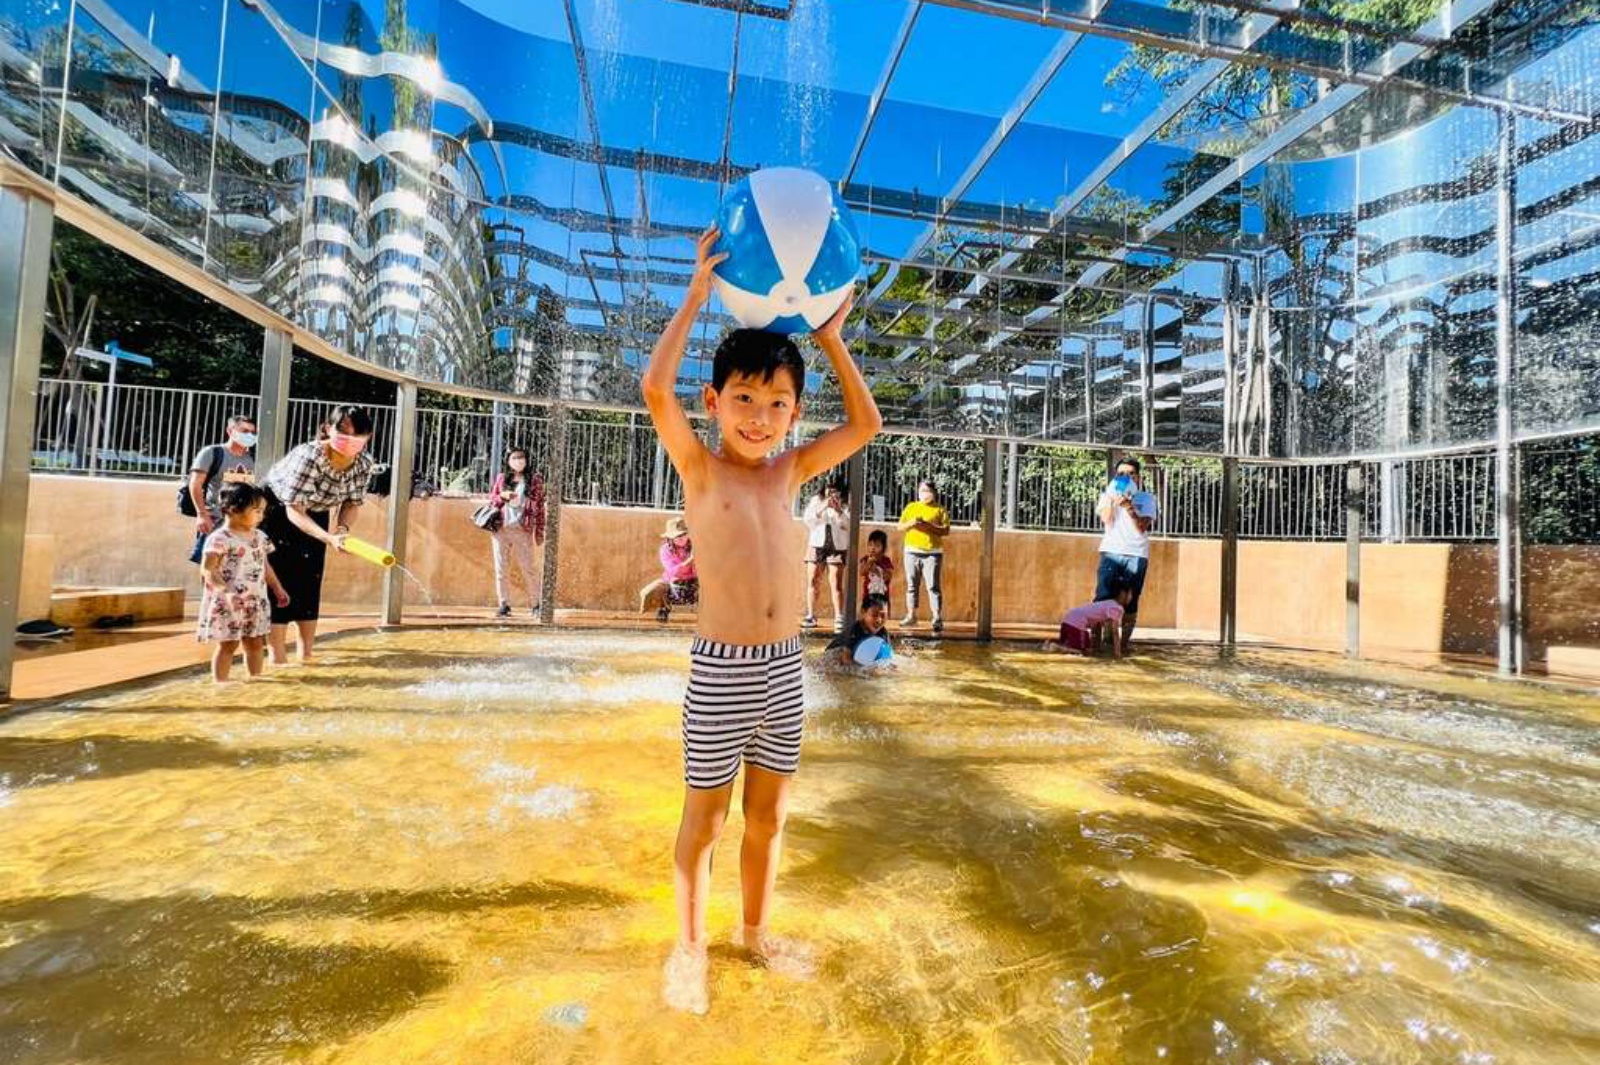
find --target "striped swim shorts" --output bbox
[682,635,806,790]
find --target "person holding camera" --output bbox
[1094,457,1160,652]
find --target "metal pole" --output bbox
[382,381,417,626]
[489,398,505,473]
[978,437,999,642]
[1140,295,1155,448]
[1004,439,1018,529]
[0,186,54,701]
[651,439,667,510]
[842,447,867,630]
[1494,110,1521,676]
[255,328,293,474]
[1345,461,1363,658]
[1219,456,1239,651]
[539,397,570,625]
[1221,262,1238,454]
[179,388,196,472]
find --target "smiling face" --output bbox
[705,370,802,462]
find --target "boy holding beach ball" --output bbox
[641,169,881,1015]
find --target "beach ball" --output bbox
[852,636,894,666]
[712,168,861,335]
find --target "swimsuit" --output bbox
[681,635,805,789]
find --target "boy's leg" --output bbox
[666,781,733,1014]
[241,636,265,676]
[738,765,813,976]
[211,640,238,682]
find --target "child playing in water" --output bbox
[198,483,289,682]
[826,593,894,668]
[640,517,698,622]
[1043,585,1132,659]
[858,528,894,601]
[642,225,882,1014]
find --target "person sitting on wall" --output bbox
[825,593,895,669]
[640,517,698,622]
[1043,584,1133,659]
[186,413,258,565]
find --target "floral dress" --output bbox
[197,527,274,642]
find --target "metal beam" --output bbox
[0,185,54,702]
[977,436,999,641]
[382,380,417,625]
[842,1,921,187]
[1494,110,1521,676]
[255,328,294,474]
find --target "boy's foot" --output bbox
[495,603,512,618]
[662,942,709,1015]
[801,614,817,628]
[738,926,815,980]
[899,614,915,627]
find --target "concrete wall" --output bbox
[22,475,1600,674]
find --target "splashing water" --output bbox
[783,0,833,165]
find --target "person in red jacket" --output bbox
[488,447,547,618]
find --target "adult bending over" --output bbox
[898,480,950,633]
[261,404,376,664]
[1094,456,1160,652]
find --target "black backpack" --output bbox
[176,446,226,517]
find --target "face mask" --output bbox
[231,431,258,448]
[329,432,369,458]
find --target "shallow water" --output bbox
[1,631,1597,1064]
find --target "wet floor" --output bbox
[1,630,1597,1064]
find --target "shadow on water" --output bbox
[0,735,355,789]
[0,879,629,1065]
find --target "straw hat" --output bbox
[661,517,690,540]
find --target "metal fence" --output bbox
[27,381,1591,543]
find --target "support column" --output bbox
[255,328,293,474]
[539,399,570,626]
[1345,461,1363,658]
[1004,439,1018,529]
[381,381,417,626]
[0,186,54,702]
[841,447,867,630]
[1494,111,1521,676]
[1139,295,1155,448]
[977,437,1000,642]
[1221,262,1238,453]
[489,399,505,477]
[1219,456,1239,652]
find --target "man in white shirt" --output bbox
[1095,457,1160,652]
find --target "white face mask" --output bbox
[231,430,258,448]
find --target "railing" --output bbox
[28,381,1589,543]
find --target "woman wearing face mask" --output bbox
[261,404,377,664]
[487,446,547,618]
[897,479,951,633]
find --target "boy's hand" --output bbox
[687,226,729,306]
[814,287,856,345]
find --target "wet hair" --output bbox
[317,404,374,440]
[711,329,806,397]
[867,529,888,547]
[218,482,266,516]
[1117,456,1142,475]
[861,593,890,613]
[226,412,256,430]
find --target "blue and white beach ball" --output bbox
[712,168,861,335]
[852,636,894,666]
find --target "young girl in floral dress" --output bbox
[199,483,290,682]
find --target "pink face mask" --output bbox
[329,432,369,458]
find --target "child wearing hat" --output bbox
[640,516,698,622]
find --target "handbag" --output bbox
[471,502,503,533]
[176,446,226,517]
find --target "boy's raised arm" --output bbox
[794,292,884,483]
[642,227,724,481]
